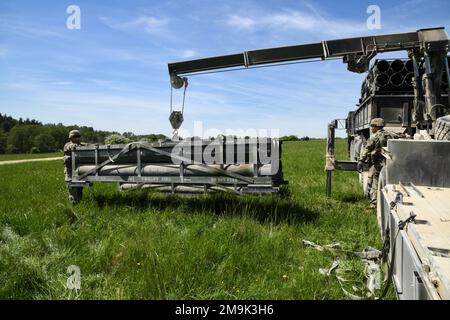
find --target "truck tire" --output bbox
[434,115,450,140]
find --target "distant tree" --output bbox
[47,124,70,150]
[122,132,135,140]
[0,129,7,154]
[7,126,30,153]
[0,113,168,153]
[104,134,130,145]
[146,134,167,142]
[280,135,299,141]
[33,133,57,153]
[0,113,18,132]
[78,126,94,143]
[7,125,44,153]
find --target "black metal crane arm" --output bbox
[168,27,449,81]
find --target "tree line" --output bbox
[0,113,167,154]
[0,113,327,154]
[280,135,310,141]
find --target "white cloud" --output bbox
[179,49,197,59]
[100,15,169,35]
[128,16,169,33]
[227,15,256,30]
[225,9,367,36]
[0,14,65,39]
[53,81,73,86]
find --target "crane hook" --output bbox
[169,75,188,140]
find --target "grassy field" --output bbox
[0,140,392,299]
[0,152,61,161]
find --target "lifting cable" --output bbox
[167,56,342,137]
[169,77,188,138]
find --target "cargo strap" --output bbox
[303,240,383,299]
[76,142,256,184]
[77,143,135,180]
[138,143,255,184]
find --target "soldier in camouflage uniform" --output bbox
[64,130,82,202]
[357,118,398,208]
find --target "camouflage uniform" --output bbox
[359,120,398,206]
[64,130,83,203]
[64,141,80,181]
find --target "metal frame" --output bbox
[69,141,285,196]
[378,140,450,300]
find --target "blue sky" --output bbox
[0,0,449,138]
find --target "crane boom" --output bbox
[168,27,449,129]
[168,27,449,78]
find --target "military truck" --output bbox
[165,27,450,299]
[67,27,450,299]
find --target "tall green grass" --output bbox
[0,152,61,161]
[0,140,393,299]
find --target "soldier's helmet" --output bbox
[370,118,385,127]
[69,130,81,139]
